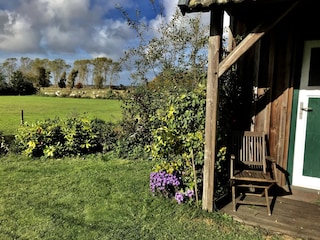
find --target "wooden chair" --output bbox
[230,131,277,215]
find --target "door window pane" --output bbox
[309,47,320,86]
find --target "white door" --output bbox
[292,40,320,190]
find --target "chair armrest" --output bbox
[266,155,276,163]
[266,155,278,182]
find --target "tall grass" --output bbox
[0,96,122,135]
[0,154,287,240]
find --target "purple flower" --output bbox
[175,192,184,204]
[185,189,194,198]
[149,171,181,197]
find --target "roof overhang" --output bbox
[178,0,243,15]
[178,0,301,17]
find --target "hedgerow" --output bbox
[14,115,115,158]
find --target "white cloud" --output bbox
[0,0,134,58]
[0,10,40,52]
[163,0,179,19]
[87,19,135,60]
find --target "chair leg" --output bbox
[232,184,236,212]
[265,187,271,216]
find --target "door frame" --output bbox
[292,40,320,190]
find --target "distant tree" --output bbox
[0,71,9,94]
[92,57,112,87]
[19,57,33,74]
[108,62,121,88]
[19,57,38,84]
[74,59,91,86]
[49,59,71,86]
[58,71,67,88]
[1,58,18,83]
[30,58,50,84]
[67,69,78,89]
[10,71,25,93]
[37,67,51,87]
[10,70,36,95]
[31,58,49,72]
[93,75,104,89]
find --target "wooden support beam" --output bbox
[218,1,299,78]
[202,7,223,212]
[219,31,264,77]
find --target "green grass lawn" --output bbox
[0,154,288,240]
[0,96,122,135]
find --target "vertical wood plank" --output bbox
[202,7,223,212]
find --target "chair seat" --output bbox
[232,170,276,182]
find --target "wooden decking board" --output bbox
[273,200,320,222]
[220,196,320,240]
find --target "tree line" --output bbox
[0,57,121,95]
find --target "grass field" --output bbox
[0,155,287,240]
[0,96,123,135]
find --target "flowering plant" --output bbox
[149,171,181,198]
[175,189,195,204]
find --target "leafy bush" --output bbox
[90,118,118,152]
[148,84,206,195]
[0,132,9,155]
[114,86,161,159]
[116,82,196,160]
[14,115,114,158]
[148,82,234,204]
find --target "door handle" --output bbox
[299,102,312,119]
[301,107,313,112]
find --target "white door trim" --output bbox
[292,40,320,190]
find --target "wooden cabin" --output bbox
[178,0,320,199]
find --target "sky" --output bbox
[0,0,228,85]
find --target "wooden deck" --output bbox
[219,187,320,240]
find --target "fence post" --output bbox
[21,110,24,125]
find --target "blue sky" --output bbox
[0,0,228,85]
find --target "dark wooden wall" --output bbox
[230,4,306,186]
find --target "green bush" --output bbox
[14,115,114,158]
[148,83,232,204]
[116,83,194,160]
[90,119,118,152]
[0,132,9,155]
[114,86,161,159]
[148,84,206,202]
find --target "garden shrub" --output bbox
[148,84,207,204]
[0,132,9,155]
[90,119,118,153]
[14,115,114,158]
[117,71,238,205]
[114,86,162,159]
[148,82,233,205]
[116,82,194,160]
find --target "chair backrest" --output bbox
[231,131,267,173]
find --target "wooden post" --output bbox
[21,110,24,125]
[202,8,223,212]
